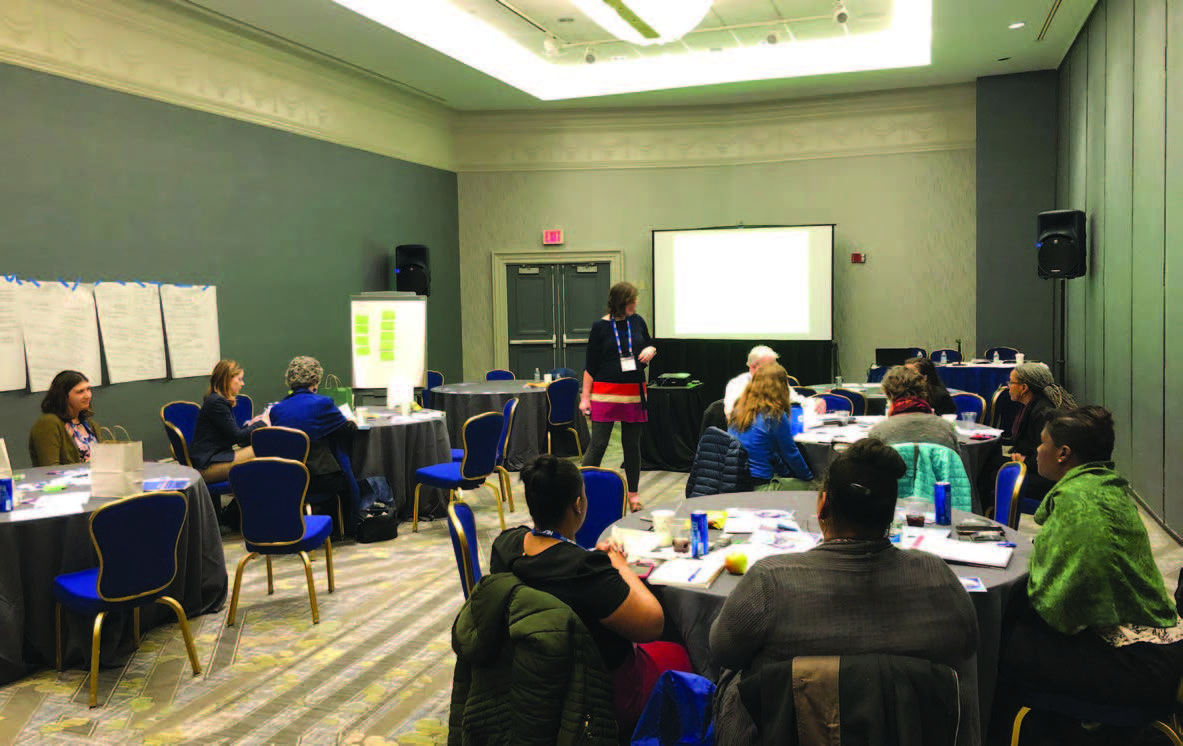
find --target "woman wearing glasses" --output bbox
[1004,362,1075,506]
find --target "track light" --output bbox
[765,32,779,44]
[585,48,597,64]
[833,1,850,24]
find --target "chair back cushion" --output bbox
[818,393,854,414]
[951,393,986,422]
[161,421,192,467]
[252,426,310,462]
[229,458,312,545]
[994,461,1026,529]
[575,468,627,549]
[461,412,505,480]
[549,367,578,380]
[485,369,515,381]
[546,377,580,427]
[497,398,519,465]
[232,393,254,426]
[930,348,963,363]
[448,501,482,598]
[161,401,200,443]
[699,399,726,439]
[830,388,866,416]
[891,443,974,512]
[984,346,1019,362]
[91,491,188,601]
[631,671,716,746]
[686,427,754,498]
[424,370,444,408]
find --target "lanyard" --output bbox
[531,527,583,548]
[612,317,634,358]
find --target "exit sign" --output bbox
[542,229,564,245]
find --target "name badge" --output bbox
[619,356,637,372]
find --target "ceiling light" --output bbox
[570,0,714,46]
[1008,21,1025,29]
[833,1,850,25]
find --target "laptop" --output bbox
[875,348,915,368]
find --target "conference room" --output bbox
[2,0,1182,743]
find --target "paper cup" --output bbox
[652,509,675,546]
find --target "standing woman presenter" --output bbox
[580,282,656,512]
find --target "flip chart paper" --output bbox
[160,285,220,378]
[16,282,102,392]
[94,283,167,384]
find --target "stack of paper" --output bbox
[648,554,727,589]
[904,532,1014,568]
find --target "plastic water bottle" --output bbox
[940,351,948,365]
[790,404,804,436]
[993,351,1001,364]
[0,477,12,513]
[534,368,541,382]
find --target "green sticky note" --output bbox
[354,316,369,328]
[357,348,370,357]
[380,351,395,361]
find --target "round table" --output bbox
[795,417,1002,514]
[0,463,227,685]
[603,491,1031,737]
[431,381,590,470]
[351,409,453,520]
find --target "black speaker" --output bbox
[394,244,430,296]
[1037,210,1086,279]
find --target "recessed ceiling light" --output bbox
[997,56,1012,62]
[1008,22,1025,29]
[558,17,574,23]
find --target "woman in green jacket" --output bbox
[28,370,101,466]
[998,406,1183,724]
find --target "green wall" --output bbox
[0,62,462,468]
[1057,0,1183,527]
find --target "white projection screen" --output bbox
[653,226,833,340]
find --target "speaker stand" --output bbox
[1052,279,1067,383]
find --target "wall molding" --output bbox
[455,84,976,172]
[0,0,457,171]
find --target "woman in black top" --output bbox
[1004,362,1075,504]
[190,359,267,483]
[904,356,956,415]
[490,455,687,734]
[579,282,656,511]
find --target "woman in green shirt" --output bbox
[28,370,101,466]
[998,406,1183,724]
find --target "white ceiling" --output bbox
[178,0,1098,111]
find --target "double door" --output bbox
[506,262,610,377]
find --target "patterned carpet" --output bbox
[2,439,1179,743]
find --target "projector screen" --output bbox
[653,225,833,340]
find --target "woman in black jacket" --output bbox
[190,359,267,483]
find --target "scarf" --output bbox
[889,396,933,416]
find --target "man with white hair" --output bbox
[723,345,803,417]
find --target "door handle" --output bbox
[563,336,588,344]
[510,337,557,345]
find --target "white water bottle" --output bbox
[940,351,948,365]
[534,368,541,382]
[993,351,1001,364]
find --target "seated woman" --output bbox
[190,359,266,483]
[268,356,357,526]
[490,454,691,734]
[709,438,979,745]
[868,364,959,451]
[1003,361,1075,506]
[727,363,813,490]
[29,370,101,466]
[905,355,956,415]
[997,406,1183,725]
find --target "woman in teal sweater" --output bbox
[998,406,1183,723]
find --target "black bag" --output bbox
[358,476,396,513]
[357,504,399,544]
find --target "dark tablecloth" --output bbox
[603,491,1032,739]
[351,410,452,520]
[0,463,227,685]
[432,381,589,470]
[868,363,1015,403]
[640,384,712,472]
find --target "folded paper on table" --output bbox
[90,441,144,498]
[904,530,1014,568]
[648,554,727,589]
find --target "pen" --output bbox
[687,568,701,582]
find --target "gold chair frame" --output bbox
[493,399,519,514]
[413,412,505,533]
[55,491,201,708]
[448,501,478,598]
[226,459,335,627]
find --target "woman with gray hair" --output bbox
[1003,361,1076,506]
[269,356,358,532]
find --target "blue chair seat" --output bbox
[416,462,487,491]
[246,515,333,555]
[451,447,464,462]
[53,568,143,617]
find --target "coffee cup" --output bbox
[651,509,675,546]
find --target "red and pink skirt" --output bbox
[590,381,648,423]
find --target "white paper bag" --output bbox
[90,441,145,497]
[0,438,12,478]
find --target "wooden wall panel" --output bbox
[1084,5,1108,407]
[1064,37,1090,399]
[1164,0,1183,525]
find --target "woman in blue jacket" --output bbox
[727,363,813,489]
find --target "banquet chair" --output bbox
[989,384,1020,435]
[232,393,253,427]
[53,490,201,707]
[413,411,505,533]
[891,442,974,513]
[951,392,987,423]
[830,388,867,416]
[251,426,348,537]
[984,346,1020,362]
[817,392,855,415]
[793,386,817,398]
[786,374,800,387]
[686,427,754,498]
[1010,686,1183,746]
[575,467,627,549]
[991,461,1027,530]
[160,401,234,514]
[930,348,962,364]
[549,367,578,379]
[226,458,335,626]
[447,501,482,598]
[422,370,444,409]
[699,399,727,439]
[493,398,519,512]
[906,347,928,359]
[545,377,583,457]
[485,369,515,381]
